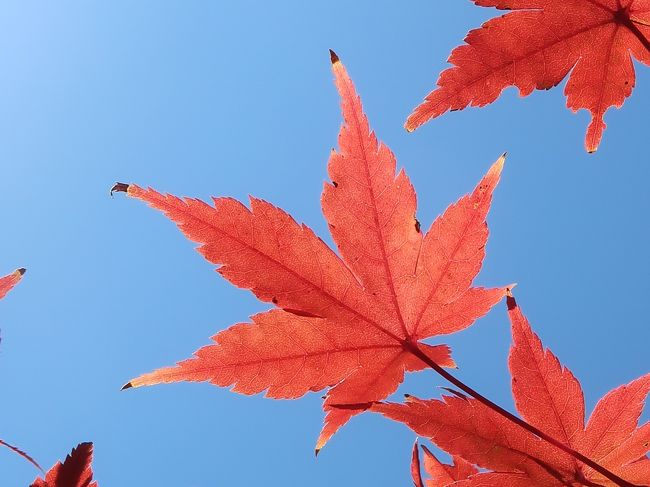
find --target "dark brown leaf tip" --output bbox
[329,49,340,65]
[121,381,133,390]
[110,182,130,196]
[506,292,517,310]
[17,268,26,276]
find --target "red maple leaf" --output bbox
[31,442,98,487]
[0,268,25,301]
[406,0,650,152]
[373,295,650,486]
[113,52,507,451]
[411,440,478,487]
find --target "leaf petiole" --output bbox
[0,439,44,474]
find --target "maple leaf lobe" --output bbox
[31,442,97,487]
[411,440,424,487]
[411,441,478,487]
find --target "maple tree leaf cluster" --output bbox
[109,53,648,486]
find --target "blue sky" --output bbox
[1,1,649,485]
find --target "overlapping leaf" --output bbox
[407,0,650,152]
[375,295,650,486]
[114,52,507,450]
[31,443,98,487]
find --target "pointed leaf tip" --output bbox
[329,49,340,64]
[506,294,517,310]
[17,268,26,276]
[111,182,130,196]
[411,439,424,487]
[121,381,133,390]
[493,153,507,173]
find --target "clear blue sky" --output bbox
[1,1,648,485]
